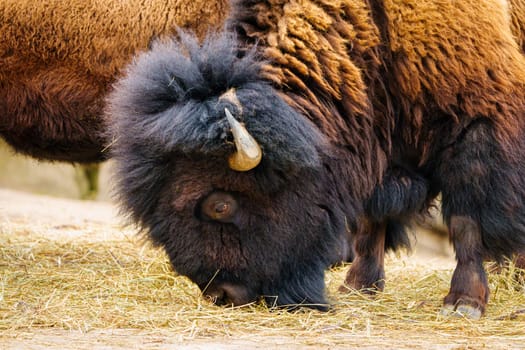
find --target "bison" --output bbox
[0,0,229,163]
[108,0,525,319]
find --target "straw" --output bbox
[1,222,524,348]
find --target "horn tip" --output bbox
[228,152,262,172]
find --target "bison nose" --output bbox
[198,191,238,223]
[203,282,253,306]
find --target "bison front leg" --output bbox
[440,216,488,320]
[339,219,386,293]
[437,118,525,319]
[339,166,428,293]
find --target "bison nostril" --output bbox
[203,282,252,306]
[199,191,238,223]
[204,288,226,305]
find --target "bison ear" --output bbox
[225,108,262,171]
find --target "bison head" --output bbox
[107,31,361,310]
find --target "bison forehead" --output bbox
[109,31,330,174]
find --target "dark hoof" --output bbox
[440,303,482,320]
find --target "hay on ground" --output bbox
[1,221,525,349]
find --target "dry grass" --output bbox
[1,222,525,349]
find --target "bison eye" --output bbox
[198,191,238,223]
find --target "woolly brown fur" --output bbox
[0,0,229,162]
[509,0,525,51]
[383,0,525,155]
[230,0,525,164]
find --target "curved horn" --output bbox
[225,108,262,171]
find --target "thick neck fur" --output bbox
[228,0,525,171]
[227,0,387,193]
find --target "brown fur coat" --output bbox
[231,0,525,165]
[0,0,228,162]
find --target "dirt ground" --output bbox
[1,188,524,349]
[6,327,525,350]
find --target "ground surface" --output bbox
[1,188,524,349]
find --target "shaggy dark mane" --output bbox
[107,30,339,226]
[108,31,337,184]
